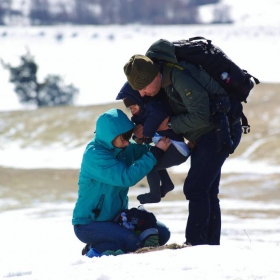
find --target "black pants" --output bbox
[184,122,242,245]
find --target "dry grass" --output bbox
[0,102,126,148]
[1,166,280,220]
[1,82,279,159]
[0,82,280,216]
[133,243,190,254]
[0,167,79,210]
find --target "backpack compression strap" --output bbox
[241,113,250,134]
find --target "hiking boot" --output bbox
[81,243,92,255]
[82,244,102,258]
[139,228,159,247]
[86,248,103,258]
[143,234,159,247]
[137,193,161,204]
[161,185,174,198]
[101,249,125,256]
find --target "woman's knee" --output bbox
[156,221,171,245]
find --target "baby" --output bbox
[117,82,191,204]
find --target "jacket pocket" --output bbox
[92,194,105,219]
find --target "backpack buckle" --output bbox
[242,125,250,134]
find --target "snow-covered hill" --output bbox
[1,0,280,112]
[200,0,280,26]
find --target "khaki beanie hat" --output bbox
[123,55,160,90]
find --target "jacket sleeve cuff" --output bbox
[149,146,164,161]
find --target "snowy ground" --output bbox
[1,1,280,279]
[0,195,279,280]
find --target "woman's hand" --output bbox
[155,136,171,151]
[134,124,144,139]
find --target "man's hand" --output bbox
[187,141,196,150]
[157,117,169,131]
[155,136,171,151]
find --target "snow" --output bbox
[1,1,280,279]
[200,0,280,26]
[0,201,279,280]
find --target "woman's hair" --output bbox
[121,127,134,141]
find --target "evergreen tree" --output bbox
[1,50,79,108]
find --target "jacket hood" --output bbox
[145,39,178,64]
[94,108,134,149]
[116,81,150,106]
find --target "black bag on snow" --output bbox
[116,207,157,232]
[173,36,260,103]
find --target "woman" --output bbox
[72,108,171,256]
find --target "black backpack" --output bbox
[117,207,157,232]
[171,36,260,133]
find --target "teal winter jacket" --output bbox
[72,108,157,225]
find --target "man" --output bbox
[123,39,242,246]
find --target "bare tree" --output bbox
[29,0,52,25]
[0,0,12,25]
[1,0,226,25]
